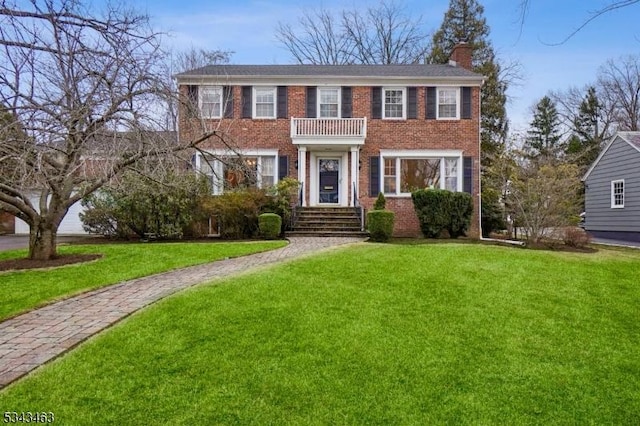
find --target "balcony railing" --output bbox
[291,117,367,139]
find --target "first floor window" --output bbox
[400,159,440,192]
[199,86,222,118]
[254,87,276,118]
[200,154,277,194]
[384,158,396,193]
[611,179,624,208]
[382,156,460,195]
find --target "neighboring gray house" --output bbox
[582,131,640,242]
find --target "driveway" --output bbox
[591,237,640,249]
[0,235,98,252]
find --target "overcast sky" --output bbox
[130,0,640,133]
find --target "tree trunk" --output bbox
[29,221,58,260]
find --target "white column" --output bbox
[298,147,307,207]
[350,146,359,207]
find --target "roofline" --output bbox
[175,74,484,87]
[582,132,640,181]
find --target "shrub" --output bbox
[81,171,209,239]
[202,189,269,239]
[411,189,451,238]
[367,210,395,242]
[447,192,474,238]
[264,177,299,230]
[563,227,591,248]
[258,213,282,239]
[411,189,474,238]
[373,192,386,210]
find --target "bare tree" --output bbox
[276,1,430,65]
[507,156,582,243]
[0,0,226,260]
[517,0,640,44]
[597,55,640,131]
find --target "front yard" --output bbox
[0,241,287,321]
[1,242,639,423]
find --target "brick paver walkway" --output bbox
[0,237,364,389]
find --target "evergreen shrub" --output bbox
[258,213,282,240]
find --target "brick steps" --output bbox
[289,207,368,238]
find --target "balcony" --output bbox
[290,117,367,146]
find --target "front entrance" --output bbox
[318,158,340,204]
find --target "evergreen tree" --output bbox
[429,0,509,234]
[566,86,602,170]
[525,96,563,161]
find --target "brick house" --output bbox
[176,44,483,237]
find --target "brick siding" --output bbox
[179,85,481,238]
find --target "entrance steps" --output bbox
[288,207,368,237]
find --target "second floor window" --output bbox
[199,86,222,119]
[254,87,276,118]
[438,88,459,119]
[384,88,405,119]
[319,88,340,118]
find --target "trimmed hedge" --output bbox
[258,213,282,240]
[411,189,473,238]
[367,210,395,242]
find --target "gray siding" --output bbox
[585,137,640,232]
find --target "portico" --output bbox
[291,117,366,207]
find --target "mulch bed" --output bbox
[0,254,103,272]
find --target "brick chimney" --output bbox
[449,42,473,70]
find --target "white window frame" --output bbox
[379,150,463,197]
[437,87,460,120]
[317,87,341,118]
[611,179,625,208]
[199,85,223,119]
[197,150,279,195]
[383,87,406,120]
[253,86,277,119]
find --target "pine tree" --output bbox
[526,96,563,161]
[566,86,602,169]
[429,0,509,234]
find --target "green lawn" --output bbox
[1,243,639,424]
[0,241,286,321]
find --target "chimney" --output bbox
[449,42,473,70]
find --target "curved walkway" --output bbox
[0,237,365,389]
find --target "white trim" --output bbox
[611,179,625,208]
[436,87,460,120]
[199,85,223,119]
[382,87,406,120]
[317,87,341,118]
[379,150,464,197]
[252,86,277,119]
[309,152,349,206]
[198,149,280,195]
[583,133,640,181]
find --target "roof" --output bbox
[177,63,481,78]
[175,63,484,86]
[582,131,640,181]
